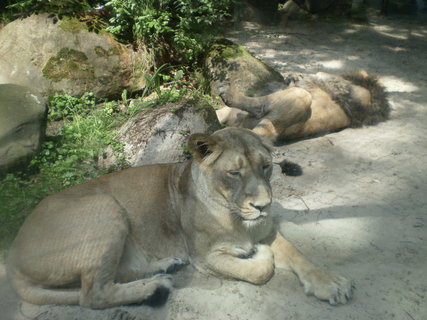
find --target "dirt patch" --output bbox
[1,15,426,320]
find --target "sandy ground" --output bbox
[1,14,427,320]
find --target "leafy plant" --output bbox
[47,92,96,120]
[106,0,233,64]
[5,0,108,18]
[142,64,185,96]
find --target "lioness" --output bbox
[7,127,353,308]
[218,71,390,143]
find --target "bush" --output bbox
[5,0,108,18]
[3,0,234,67]
[106,0,233,64]
[47,92,96,120]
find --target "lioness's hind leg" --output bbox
[78,220,174,308]
[80,273,174,308]
[54,195,175,308]
[269,231,354,305]
[117,257,187,283]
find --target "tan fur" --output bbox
[218,71,389,143]
[7,128,353,308]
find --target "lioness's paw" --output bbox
[301,268,354,305]
[154,257,189,274]
[254,244,274,262]
[166,257,189,273]
[143,274,174,307]
[150,273,174,289]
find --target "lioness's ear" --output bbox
[188,133,222,164]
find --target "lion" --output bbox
[217,71,390,143]
[7,127,354,308]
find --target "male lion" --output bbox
[7,128,353,308]
[218,71,390,143]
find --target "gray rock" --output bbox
[99,99,221,168]
[0,84,47,175]
[0,14,154,99]
[204,39,286,98]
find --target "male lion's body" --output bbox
[218,71,390,143]
[7,128,353,308]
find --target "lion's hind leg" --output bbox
[252,87,312,143]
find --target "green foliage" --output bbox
[3,0,234,69]
[106,0,233,64]
[5,0,108,18]
[47,92,96,120]
[0,0,15,23]
[142,64,184,96]
[39,93,127,187]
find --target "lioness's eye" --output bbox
[227,170,241,177]
[263,164,271,171]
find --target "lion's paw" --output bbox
[250,105,266,119]
[301,268,355,305]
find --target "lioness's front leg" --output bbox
[205,244,274,285]
[269,231,354,304]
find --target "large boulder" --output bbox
[99,99,221,167]
[0,84,47,176]
[205,39,286,98]
[0,14,154,99]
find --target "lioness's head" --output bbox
[188,128,273,227]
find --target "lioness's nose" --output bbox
[249,202,269,212]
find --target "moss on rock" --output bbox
[57,17,86,33]
[42,48,94,82]
[94,45,120,58]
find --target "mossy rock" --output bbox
[0,84,47,176]
[205,39,285,97]
[42,48,94,83]
[0,14,154,99]
[57,16,87,33]
[99,98,221,168]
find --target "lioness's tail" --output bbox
[341,71,390,126]
[7,265,80,305]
